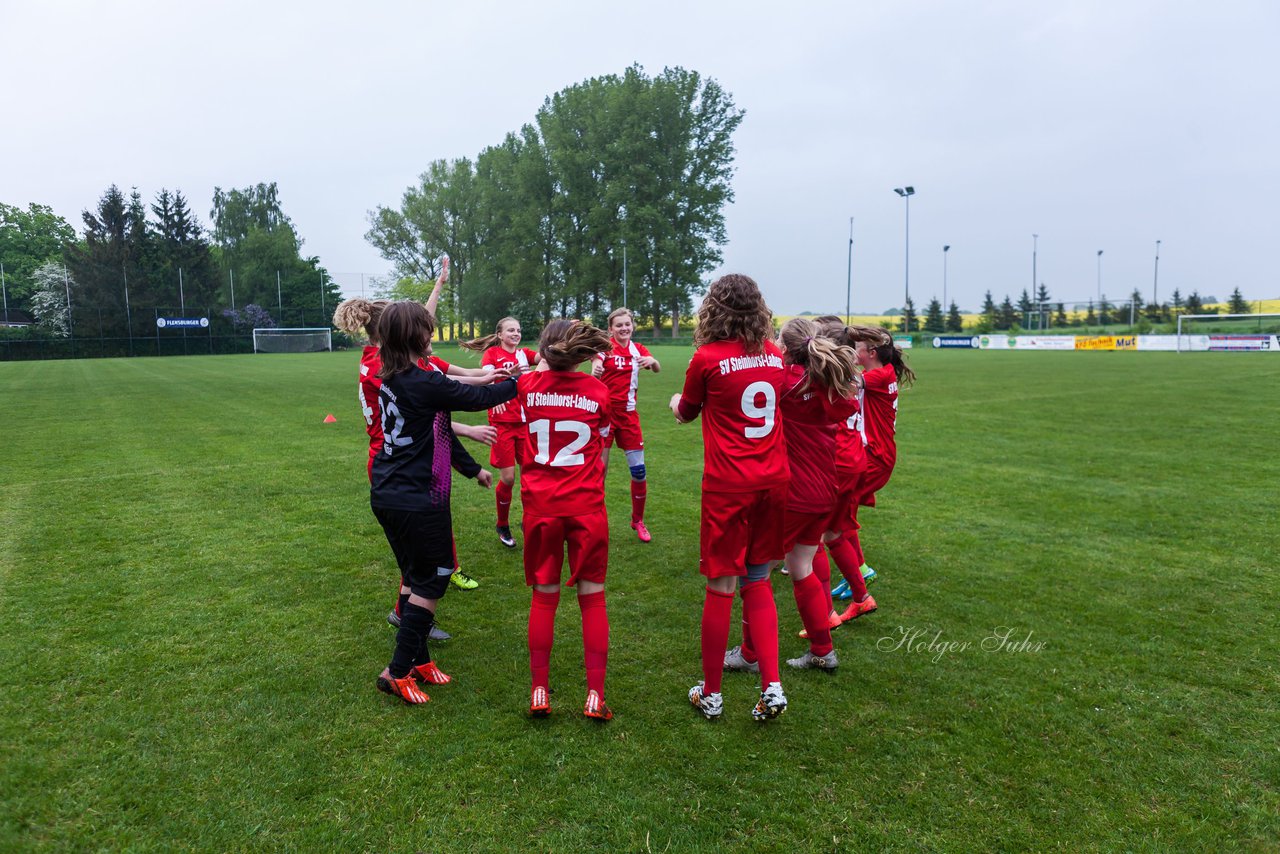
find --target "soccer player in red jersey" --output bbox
[368,302,518,705]
[462,318,543,549]
[725,318,860,673]
[670,274,790,721]
[591,308,662,543]
[518,319,615,720]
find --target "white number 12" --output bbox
[529,419,591,467]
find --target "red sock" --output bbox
[739,610,757,663]
[740,578,780,689]
[827,535,868,601]
[496,481,513,526]
[528,589,560,689]
[578,590,609,695]
[792,572,833,656]
[850,527,866,570]
[812,547,835,615]
[701,587,735,694]
[630,480,647,524]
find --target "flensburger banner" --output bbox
[932,335,980,349]
[156,317,209,329]
[1008,336,1076,350]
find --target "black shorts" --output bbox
[372,504,456,601]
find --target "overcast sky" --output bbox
[3,1,1277,314]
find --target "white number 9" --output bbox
[740,381,777,439]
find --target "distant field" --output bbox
[2,347,1278,851]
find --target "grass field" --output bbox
[2,346,1279,852]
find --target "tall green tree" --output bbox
[210,182,339,323]
[945,301,964,332]
[1228,287,1250,314]
[923,297,944,332]
[998,295,1017,330]
[0,202,76,309]
[900,297,917,333]
[65,185,149,334]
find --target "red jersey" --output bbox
[679,339,789,492]
[835,390,867,475]
[517,370,612,517]
[480,346,537,424]
[861,364,899,465]
[780,365,858,513]
[425,355,451,373]
[598,337,653,412]
[359,346,384,471]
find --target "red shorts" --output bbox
[522,509,609,587]
[603,408,643,451]
[699,485,788,578]
[490,423,525,469]
[782,508,829,552]
[857,455,895,508]
[827,470,862,533]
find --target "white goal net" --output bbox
[253,328,333,353]
[1176,314,1280,352]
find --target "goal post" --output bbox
[1176,313,1280,352]
[252,328,333,353]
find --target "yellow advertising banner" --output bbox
[1075,335,1137,351]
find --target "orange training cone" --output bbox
[323,414,337,423]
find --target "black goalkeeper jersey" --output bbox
[370,366,518,512]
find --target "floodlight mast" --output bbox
[894,187,915,326]
[942,245,951,311]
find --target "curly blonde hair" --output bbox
[332,298,390,344]
[694,274,773,353]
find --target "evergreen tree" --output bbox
[945,300,963,332]
[1228,287,1250,314]
[923,297,944,332]
[1171,288,1183,316]
[1055,302,1067,327]
[998,295,1017,330]
[1086,300,1096,325]
[1185,291,1204,314]
[901,296,917,333]
[65,185,150,334]
[1098,298,1112,326]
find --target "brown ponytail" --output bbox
[539,319,611,371]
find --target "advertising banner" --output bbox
[1009,336,1076,350]
[893,335,913,349]
[931,335,980,349]
[156,317,209,329]
[1138,335,1210,351]
[1209,335,1273,351]
[1075,335,1137,351]
[978,335,1009,350]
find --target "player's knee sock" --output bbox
[528,589,560,689]
[850,528,867,570]
[629,479,647,524]
[390,601,433,678]
[577,591,609,696]
[739,611,757,663]
[811,548,835,615]
[792,572,833,656]
[740,578,781,689]
[701,587,735,694]
[827,536,868,601]
[496,481,513,526]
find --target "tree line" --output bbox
[366,64,743,338]
[0,183,341,337]
[897,283,1250,334]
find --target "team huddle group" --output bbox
[332,268,915,723]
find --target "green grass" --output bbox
[2,346,1279,852]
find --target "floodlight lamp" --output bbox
[904,186,915,195]
[894,188,906,197]
[943,245,951,252]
